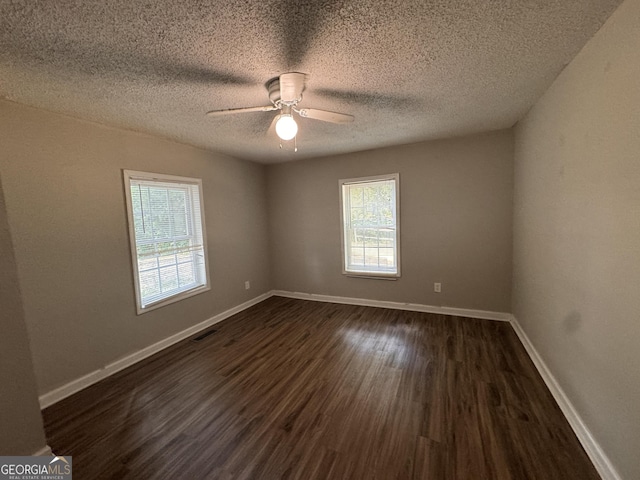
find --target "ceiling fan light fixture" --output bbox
[275,114,298,141]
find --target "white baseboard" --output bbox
[510,315,621,480]
[272,290,512,322]
[39,292,272,409]
[33,445,52,456]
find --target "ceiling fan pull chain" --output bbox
[294,136,298,153]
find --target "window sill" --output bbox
[343,272,400,281]
[137,284,210,315]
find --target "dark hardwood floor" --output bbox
[43,296,599,479]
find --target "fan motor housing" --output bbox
[268,77,302,106]
[268,78,282,105]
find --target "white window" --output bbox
[123,170,210,314]
[340,173,400,278]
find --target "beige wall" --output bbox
[267,131,514,313]
[513,0,640,478]
[0,174,47,455]
[0,100,271,395]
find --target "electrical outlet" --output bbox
[245,281,250,290]
[434,282,441,293]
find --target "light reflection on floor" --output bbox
[338,325,417,367]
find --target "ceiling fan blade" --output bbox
[206,105,278,117]
[297,108,354,124]
[279,73,306,103]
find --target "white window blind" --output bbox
[340,174,400,278]
[123,170,210,314]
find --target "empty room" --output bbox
[0,0,638,479]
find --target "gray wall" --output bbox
[267,131,514,313]
[0,174,47,455]
[0,99,271,395]
[512,0,640,478]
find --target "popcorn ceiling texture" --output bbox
[0,0,622,163]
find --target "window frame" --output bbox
[123,170,211,315]
[339,173,401,279]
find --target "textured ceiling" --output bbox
[0,0,622,163]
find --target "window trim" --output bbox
[123,170,211,315]
[339,173,401,279]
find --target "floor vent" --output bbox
[192,329,218,342]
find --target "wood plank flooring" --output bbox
[43,296,600,479]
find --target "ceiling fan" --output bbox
[206,73,354,144]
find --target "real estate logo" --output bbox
[0,455,72,480]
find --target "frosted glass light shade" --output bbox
[275,114,298,140]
